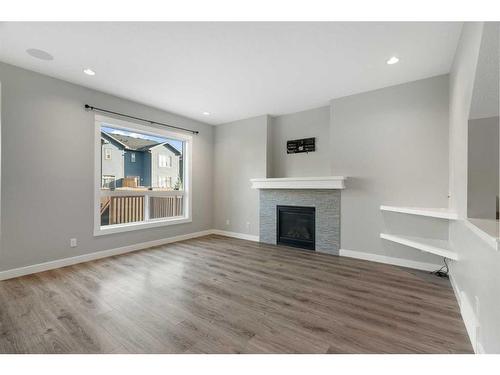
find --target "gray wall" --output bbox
[330,75,450,263]
[467,116,499,219]
[213,115,269,236]
[0,62,214,271]
[268,106,330,177]
[448,22,500,353]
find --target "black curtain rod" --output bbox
[84,104,199,135]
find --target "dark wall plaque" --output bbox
[287,137,315,154]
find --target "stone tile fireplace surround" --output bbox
[250,177,345,255]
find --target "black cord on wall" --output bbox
[431,257,449,278]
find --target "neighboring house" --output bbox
[101,134,125,188]
[101,130,181,189]
[150,143,182,189]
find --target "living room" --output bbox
[0,1,499,373]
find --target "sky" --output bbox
[101,125,183,152]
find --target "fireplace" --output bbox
[277,205,315,250]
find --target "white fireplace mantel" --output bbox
[250,176,346,190]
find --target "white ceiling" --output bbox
[0,22,462,125]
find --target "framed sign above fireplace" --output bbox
[287,137,315,154]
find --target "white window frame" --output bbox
[130,152,136,163]
[94,114,192,236]
[158,175,167,188]
[104,148,112,160]
[102,175,116,188]
[158,154,166,168]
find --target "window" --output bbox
[95,115,192,236]
[159,154,166,167]
[157,176,173,189]
[102,175,115,189]
[158,176,167,188]
[159,154,172,168]
[104,148,112,160]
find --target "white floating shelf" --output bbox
[380,233,458,260]
[380,205,458,220]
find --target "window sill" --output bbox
[94,216,192,236]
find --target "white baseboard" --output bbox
[339,248,442,271]
[211,229,259,242]
[0,229,261,281]
[0,230,213,281]
[449,268,482,354]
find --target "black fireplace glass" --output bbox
[277,205,315,250]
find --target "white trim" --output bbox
[211,229,260,242]
[380,233,458,260]
[339,248,442,271]
[449,268,482,354]
[250,176,346,190]
[99,189,184,197]
[463,219,500,251]
[94,114,193,236]
[95,217,192,236]
[0,230,213,281]
[0,229,260,281]
[380,205,458,220]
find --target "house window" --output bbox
[95,115,192,236]
[102,175,116,189]
[159,154,172,168]
[158,176,167,188]
[157,176,173,189]
[104,148,112,160]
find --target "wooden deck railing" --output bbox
[108,196,145,225]
[100,194,183,225]
[150,196,183,219]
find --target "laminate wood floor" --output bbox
[0,235,472,353]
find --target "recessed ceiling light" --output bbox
[26,48,54,61]
[202,111,210,116]
[83,68,96,76]
[386,56,400,65]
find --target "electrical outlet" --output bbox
[246,221,250,231]
[70,238,78,248]
[226,219,230,226]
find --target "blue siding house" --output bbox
[101,130,181,189]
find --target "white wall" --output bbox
[448,22,500,353]
[330,75,450,263]
[467,116,499,220]
[268,106,330,177]
[0,62,214,272]
[213,115,269,236]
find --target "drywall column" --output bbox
[213,115,269,237]
[448,22,500,353]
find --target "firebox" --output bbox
[276,205,315,250]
